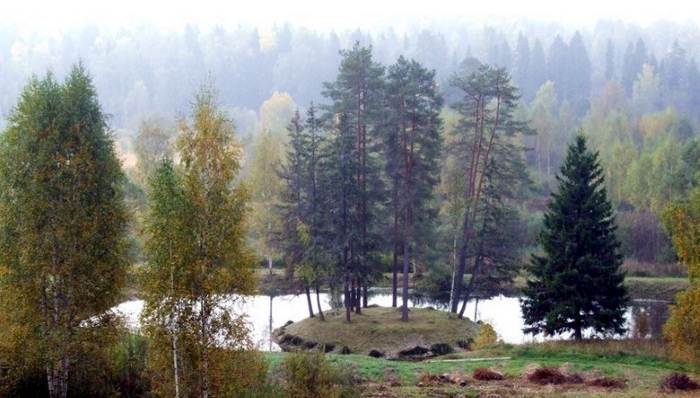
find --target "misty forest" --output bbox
[1,16,700,398]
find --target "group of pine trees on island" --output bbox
[0,42,699,398]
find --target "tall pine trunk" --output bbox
[401,241,410,321]
[315,283,325,321]
[392,245,398,307]
[305,285,315,318]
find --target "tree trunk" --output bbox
[392,246,398,307]
[448,236,457,316]
[574,316,583,340]
[305,285,315,318]
[354,280,362,314]
[267,255,273,275]
[362,285,368,308]
[170,266,181,398]
[47,358,69,398]
[315,283,325,321]
[344,279,351,323]
[200,299,211,398]
[401,241,410,321]
[473,297,479,321]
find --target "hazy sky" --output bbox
[2,0,700,33]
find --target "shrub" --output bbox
[473,322,499,349]
[660,372,699,392]
[430,343,454,356]
[663,285,700,363]
[368,349,384,358]
[281,352,358,398]
[472,368,504,381]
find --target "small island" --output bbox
[273,306,478,359]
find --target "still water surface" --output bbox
[114,293,668,351]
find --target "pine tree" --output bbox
[322,42,385,315]
[384,56,442,320]
[320,112,361,322]
[0,65,128,398]
[277,109,327,320]
[521,135,628,340]
[449,64,528,317]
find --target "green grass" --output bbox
[277,306,478,356]
[265,340,700,397]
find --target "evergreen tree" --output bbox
[320,112,361,322]
[449,64,528,317]
[322,42,385,315]
[384,56,443,320]
[277,108,327,320]
[605,39,616,81]
[0,65,128,398]
[521,135,628,340]
[568,32,592,108]
[622,38,648,94]
[514,33,532,100]
[530,39,547,93]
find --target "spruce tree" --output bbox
[521,135,628,340]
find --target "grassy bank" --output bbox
[274,306,478,356]
[265,340,700,397]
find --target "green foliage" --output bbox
[280,352,358,398]
[662,187,700,363]
[473,322,499,349]
[321,42,386,308]
[664,285,700,363]
[140,86,258,397]
[663,187,700,282]
[0,65,129,397]
[522,135,628,339]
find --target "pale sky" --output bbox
[2,0,700,33]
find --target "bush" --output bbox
[430,343,454,356]
[659,372,699,392]
[663,285,700,363]
[473,322,499,349]
[281,352,358,398]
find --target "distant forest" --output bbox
[1,20,699,265]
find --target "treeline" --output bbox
[2,21,700,132]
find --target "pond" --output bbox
[114,292,669,351]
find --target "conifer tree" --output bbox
[320,112,361,322]
[449,64,527,317]
[384,56,442,320]
[0,65,128,398]
[322,42,385,314]
[521,135,628,340]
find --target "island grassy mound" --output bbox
[273,306,478,358]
